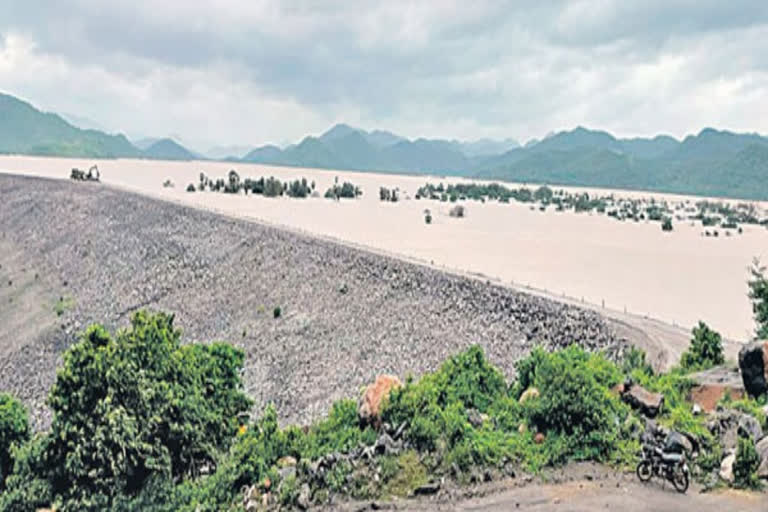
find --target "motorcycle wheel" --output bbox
[671,464,689,493]
[636,460,653,482]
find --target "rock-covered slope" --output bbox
[0,174,628,428]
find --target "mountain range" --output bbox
[1,92,767,199]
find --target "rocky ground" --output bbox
[0,174,636,429]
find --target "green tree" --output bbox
[733,435,761,489]
[0,393,29,489]
[680,321,725,371]
[748,258,768,339]
[534,185,553,203]
[43,311,251,508]
[225,169,241,193]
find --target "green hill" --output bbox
[477,127,768,200]
[0,93,140,158]
[142,138,198,161]
[3,91,768,199]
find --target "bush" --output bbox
[449,205,465,218]
[0,393,29,489]
[263,177,284,197]
[0,435,52,511]
[186,183,196,192]
[516,346,628,460]
[273,306,281,318]
[733,435,761,489]
[680,321,724,372]
[41,311,251,508]
[748,258,768,339]
[620,347,653,377]
[661,217,673,231]
[325,182,361,199]
[287,178,311,198]
[379,187,399,202]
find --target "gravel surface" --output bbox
[0,174,630,429]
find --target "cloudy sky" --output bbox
[1,1,767,151]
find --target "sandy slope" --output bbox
[1,155,766,344]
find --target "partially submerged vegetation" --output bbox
[415,182,768,234]
[186,171,363,201]
[189,171,317,198]
[324,177,362,199]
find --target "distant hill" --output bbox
[3,91,768,199]
[0,93,140,158]
[241,124,476,175]
[133,137,162,151]
[477,127,768,200]
[141,138,198,161]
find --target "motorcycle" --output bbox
[636,442,690,493]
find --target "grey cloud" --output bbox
[1,0,767,146]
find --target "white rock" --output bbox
[719,452,736,483]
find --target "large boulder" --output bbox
[620,380,664,418]
[738,340,768,398]
[707,408,764,452]
[358,375,402,427]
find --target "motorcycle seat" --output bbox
[661,452,683,463]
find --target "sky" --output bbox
[1,0,768,152]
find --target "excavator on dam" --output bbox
[70,164,100,182]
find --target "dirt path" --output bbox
[329,463,766,512]
[442,480,765,512]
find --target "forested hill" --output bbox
[476,127,768,200]
[2,92,768,199]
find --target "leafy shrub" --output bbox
[748,258,768,339]
[273,306,281,318]
[286,178,311,198]
[0,393,29,489]
[296,399,376,460]
[225,170,240,193]
[263,177,284,197]
[0,435,52,512]
[382,451,427,497]
[680,321,724,371]
[661,217,673,231]
[379,187,399,202]
[733,435,761,489]
[41,311,251,508]
[324,182,361,199]
[186,183,196,192]
[620,346,653,377]
[515,346,627,460]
